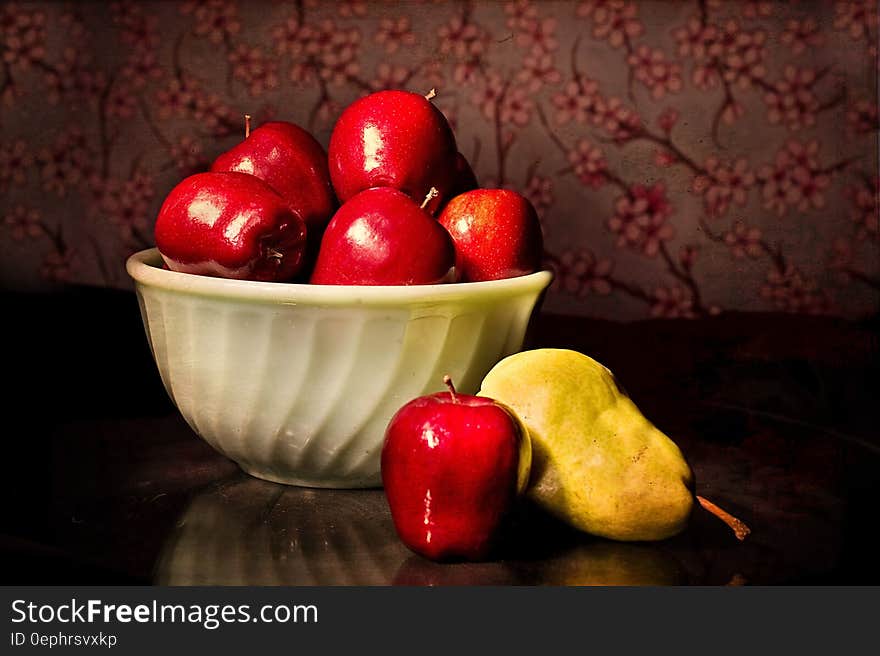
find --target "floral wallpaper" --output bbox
[0,0,877,320]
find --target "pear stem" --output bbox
[244,114,252,139]
[443,375,458,403]
[425,88,437,101]
[420,186,439,210]
[697,495,751,541]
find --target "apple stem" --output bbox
[244,114,252,139]
[420,187,439,210]
[425,88,437,101]
[696,495,751,541]
[267,248,283,260]
[443,375,458,403]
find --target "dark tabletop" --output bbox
[2,287,878,585]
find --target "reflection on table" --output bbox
[156,476,695,586]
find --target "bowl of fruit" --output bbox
[127,90,552,488]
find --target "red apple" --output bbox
[327,90,457,214]
[450,152,478,196]
[438,189,544,282]
[381,377,531,561]
[211,120,336,274]
[211,120,336,234]
[154,171,307,282]
[310,187,455,286]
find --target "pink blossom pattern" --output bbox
[438,15,488,59]
[551,77,598,125]
[651,286,695,318]
[154,75,233,135]
[181,0,241,45]
[41,248,77,283]
[0,139,32,189]
[763,66,821,131]
[742,2,774,19]
[338,1,367,19]
[227,44,279,96]
[156,76,197,119]
[471,72,533,127]
[724,222,764,259]
[499,86,533,126]
[35,127,95,197]
[517,52,561,93]
[847,99,879,136]
[627,46,682,99]
[272,16,305,57]
[593,95,641,141]
[42,46,107,107]
[515,16,559,55]
[106,82,138,119]
[675,18,767,90]
[608,183,674,256]
[827,238,853,272]
[567,139,607,188]
[760,264,833,315]
[438,15,489,85]
[505,1,537,32]
[471,72,506,122]
[523,174,554,219]
[121,50,163,89]
[692,157,756,217]
[780,18,823,56]
[273,18,362,90]
[577,1,644,49]
[552,249,614,297]
[654,149,676,167]
[4,205,43,240]
[370,63,409,91]
[0,3,47,79]
[375,17,416,55]
[757,140,832,217]
[846,177,879,241]
[419,60,446,90]
[112,1,160,51]
[91,172,155,246]
[833,1,879,42]
[169,135,207,174]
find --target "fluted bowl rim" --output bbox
[126,248,554,306]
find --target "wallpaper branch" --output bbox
[0,0,877,320]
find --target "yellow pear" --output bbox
[479,348,748,542]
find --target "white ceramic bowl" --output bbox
[127,248,552,488]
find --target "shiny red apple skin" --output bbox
[327,90,457,214]
[438,188,544,282]
[310,187,455,286]
[381,390,531,562]
[154,171,307,282]
[210,121,336,241]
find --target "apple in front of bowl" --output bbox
[310,187,455,286]
[154,171,307,282]
[381,377,531,561]
[438,189,544,282]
